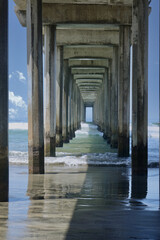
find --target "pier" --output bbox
[0,0,151,201]
[1,1,160,238]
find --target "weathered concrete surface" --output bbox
[27,0,44,174]
[132,0,148,174]
[62,60,69,143]
[105,61,112,143]
[71,67,105,75]
[0,0,8,202]
[57,29,119,46]
[110,47,118,148]
[14,0,133,7]
[74,74,104,80]
[14,4,132,26]
[118,26,131,157]
[64,46,113,60]
[69,58,109,68]
[56,47,63,147]
[44,26,56,157]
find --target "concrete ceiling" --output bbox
[14,0,132,9]
[13,0,131,106]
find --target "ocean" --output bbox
[9,122,159,167]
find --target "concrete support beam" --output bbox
[132,0,148,174]
[70,75,75,138]
[15,4,132,26]
[62,60,69,143]
[107,60,112,143]
[71,67,105,75]
[14,0,133,8]
[64,46,113,60]
[44,26,56,157]
[74,74,104,80]
[118,26,131,157]
[110,47,118,148]
[0,0,8,202]
[103,69,108,139]
[68,70,72,139]
[69,58,109,68]
[27,0,44,174]
[56,46,63,147]
[57,29,119,46]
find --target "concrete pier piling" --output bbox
[56,46,63,147]
[132,0,149,174]
[0,0,8,201]
[0,0,152,202]
[27,0,44,174]
[118,26,131,157]
[111,47,118,148]
[62,60,69,143]
[44,26,57,157]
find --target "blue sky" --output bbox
[9,0,159,123]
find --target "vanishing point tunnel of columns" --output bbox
[0,0,149,201]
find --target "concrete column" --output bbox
[71,75,75,138]
[81,99,84,122]
[62,60,69,143]
[132,0,148,174]
[103,69,108,139]
[44,26,56,157]
[111,47,118,148]
[68,69,72,139]
[118,26,131,157]
[0,0,8,202]
[106,61,111,143]
[27,0,44,174]
[56,46,63,147]
[84,105,86,122]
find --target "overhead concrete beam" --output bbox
[74,74,104,80]
[14,4,132,26]
[14,0,132,8]
[76,82,102,86]
[71,67,105,74]
[69,58,109,67]
[64,46,113,60]
[57,29,119,46]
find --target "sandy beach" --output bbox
[1,123,159,239]
[0,164,159,240]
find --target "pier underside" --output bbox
[0,0,153,208]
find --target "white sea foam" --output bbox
[9,122,159,167]
[76,123,103,136]
[9,122,28,130]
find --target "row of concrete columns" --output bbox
[0,0,149,201]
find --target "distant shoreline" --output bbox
[9,122,28,130]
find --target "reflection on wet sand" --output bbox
[130,172,148,210]
[26,166,130,239]
[0,202,8,240]
[0,165,159,240]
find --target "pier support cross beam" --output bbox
[118,26,131,157]
[44,26,56,157]
[27,0,44,174]
[0,0,8,202]
[132,0,149,174]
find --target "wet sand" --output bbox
[0,164,159,240]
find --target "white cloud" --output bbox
[16,71,26,83]
[9,71,26,83]
[9,108,18,119]
[9,91,27,110]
